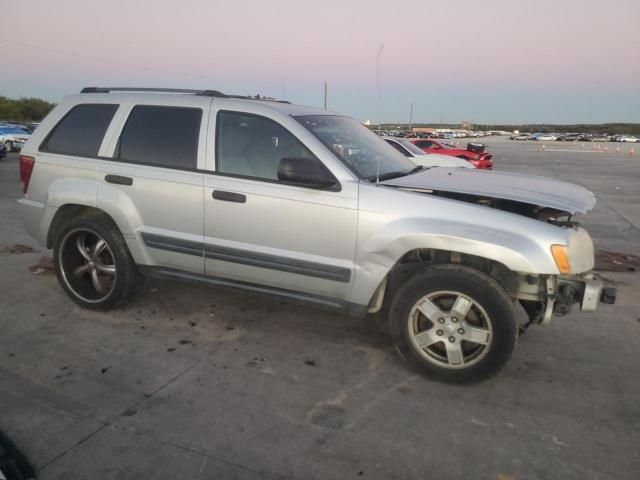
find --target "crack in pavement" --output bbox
[550,163,639,232]
[38,358,204,472]
[593,193,640,232]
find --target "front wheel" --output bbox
[389,265,517,383]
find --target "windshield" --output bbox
[295,115,417,181]
[397,139,426,156]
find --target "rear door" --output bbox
[98,96,209,274]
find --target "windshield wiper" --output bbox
[407,165,426,174]
[369,165,426,182]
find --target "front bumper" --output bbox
[524,273,617,325]
[554,273,616,316]
[577,274,617,311]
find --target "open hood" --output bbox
[381,168,596,215]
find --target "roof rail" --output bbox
[80,87,227,97]
[80,87,291,103]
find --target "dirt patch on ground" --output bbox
[595,250,640,272]
[29,256,55,275]
[0,244,35,254]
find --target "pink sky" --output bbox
[2,0,639,123]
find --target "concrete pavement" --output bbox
[0,139,638,479]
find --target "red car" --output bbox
[409,139,493,169]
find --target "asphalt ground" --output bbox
[0,137,638,480]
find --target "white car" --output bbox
[0,125,31,152]
[535,134,557,141]
[618,136,639,143]
[384,138,475,169]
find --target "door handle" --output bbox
[105,174,133,186]
[212,190,246,203]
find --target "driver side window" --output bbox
[216,111,317,181]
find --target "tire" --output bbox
[388,264,517,383]
[53,214,143,310]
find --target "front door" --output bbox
[203,109,358,301]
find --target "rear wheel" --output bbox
[389,265,517,383]
[53,215,142,310]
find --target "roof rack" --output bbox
[80,87,226,97]
[80,87,291,103]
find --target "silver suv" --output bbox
[18,87,615,382]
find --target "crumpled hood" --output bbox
[381,168,596,214]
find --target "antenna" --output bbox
[375,44,384,185]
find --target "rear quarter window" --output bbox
[40,104,119,157]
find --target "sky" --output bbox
[1,0,639,124]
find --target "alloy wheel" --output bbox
[58,228,116,303]
[408,290,493,369]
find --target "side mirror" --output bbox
[277,157,339,190]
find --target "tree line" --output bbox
[0,97,56,123]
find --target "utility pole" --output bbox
[282,77,286,100]
[323,81,327,110]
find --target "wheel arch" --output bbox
[47,204,118,248]
[46,202,150,267]
[365,248,521,316]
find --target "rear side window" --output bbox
[41,104,118,156]
[117,106,201,169]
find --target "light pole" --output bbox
[323,81,327,110]
[376,44,384,131]
[409,102,414,134]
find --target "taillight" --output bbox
[20,155,35,194]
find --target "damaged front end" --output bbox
[517,273,617,328]
[379,167,617,327]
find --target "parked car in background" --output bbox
[591,134,609,142]
[383,137,476,169]
[529,133,556,141]
[20,123,40,134]
[557,133,582,142]
[617,135,639,143]
[0,125,31,152]
[409,138,493,169]
[511,133,531,140]
[0,141,6,159]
